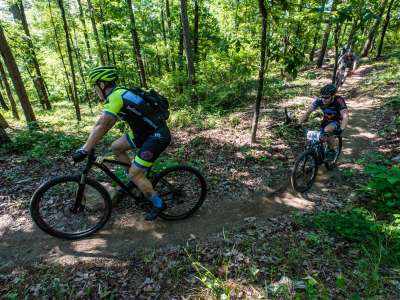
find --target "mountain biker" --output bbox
[72,66,171,221]
[299,84,349,161]
[338,47,357,76]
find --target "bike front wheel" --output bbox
[291,150,318,192]
[30,176,111,239]
[152,165,207,221]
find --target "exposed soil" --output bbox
[0,64,382,274]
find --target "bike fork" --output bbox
[71,174,86,213]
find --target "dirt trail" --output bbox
[0,65,379,272]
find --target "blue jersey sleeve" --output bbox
[311,98,322,111]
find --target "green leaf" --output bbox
[387,176,400,185]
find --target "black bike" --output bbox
[30,152,207,239]
[291,130,342,192]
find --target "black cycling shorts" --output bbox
[125,126,171,170]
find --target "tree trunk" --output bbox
[76,0,92,61]
[178,24,184,71]
[71,18,93,113]
[127,0,147,88]
[0,25,36,125]
[48,0,74,105]
[99,4,111,64]
[346,17,358,48]
[180,0,196,85]
[87,0,105,64]
[165,0,175,71]
[160,4,171,71]
[0,60,19,119]
[16,0,51,110]
[316,25,331,68]
[0,89,9,110]
[332,22,341,84]
[316,0,339,68]
[57,0,81,121]
[361,0,388,57]
[309,31,318,62]
[251,0,268,143]
[193,0,199,62]
[0,111,11,144]
[376,0,395,58]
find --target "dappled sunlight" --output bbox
[72,238,108,254]
[267,192,315,210]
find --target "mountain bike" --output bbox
[30,152,207,239]
[335,65,346,88]
[291,129,342,192]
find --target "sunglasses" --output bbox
[321,96,331,99]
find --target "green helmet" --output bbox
[88,66,118,85]
[320,84,337,97]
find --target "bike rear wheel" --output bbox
[152,165,207,220]
[30,176,111,239]
[291,150,318,192]
[324,135,342,170]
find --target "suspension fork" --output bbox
[71,158,95,213]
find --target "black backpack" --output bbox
[122,87,170,126]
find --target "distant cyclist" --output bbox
[338,47,357,76]
[299,84,349,161]
[72,66,171,221]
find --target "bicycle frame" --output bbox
[305,132,340,165]
[71,153,145,213]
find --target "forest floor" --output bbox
[0,54,399,299]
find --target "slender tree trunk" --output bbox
[309,31,319,62]
[57,0,81,121]
[0,89,9,110]
[0,25,36,125]
[180,0,196,85]
[0,60,19,119]
[0,111,11,144]
[332,23,341,84]
[87,0,105,64]
[376,0,395,58]
[16,0,51,110]
[160,4,171,71]
[127,0,147,88]
[317,0,339,68]
[178,24,184,70]
[317,25,331,68]
[71,19,93,113]
[119,51,128,86]
[361,0,388,57]
[99,4,111,64]
[76,0,92,61]
[251,0,268,143]
[48,0,74,104]
[193,0,199,62]
[165,0,175,71]
[346,17,358,48]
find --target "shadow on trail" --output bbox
[0,62,385,273]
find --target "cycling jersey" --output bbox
[311,96,347,127]
[339,53,356,70]
[103,87,171,169]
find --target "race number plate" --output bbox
[306,130,321,142]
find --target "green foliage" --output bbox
[191,261,231,299]
[0,127,83,159]
[360,163,400,208]
[301,208,380,242]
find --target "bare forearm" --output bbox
[340,112,349,129]
[82,115,116,152]
[83,125,109,151]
